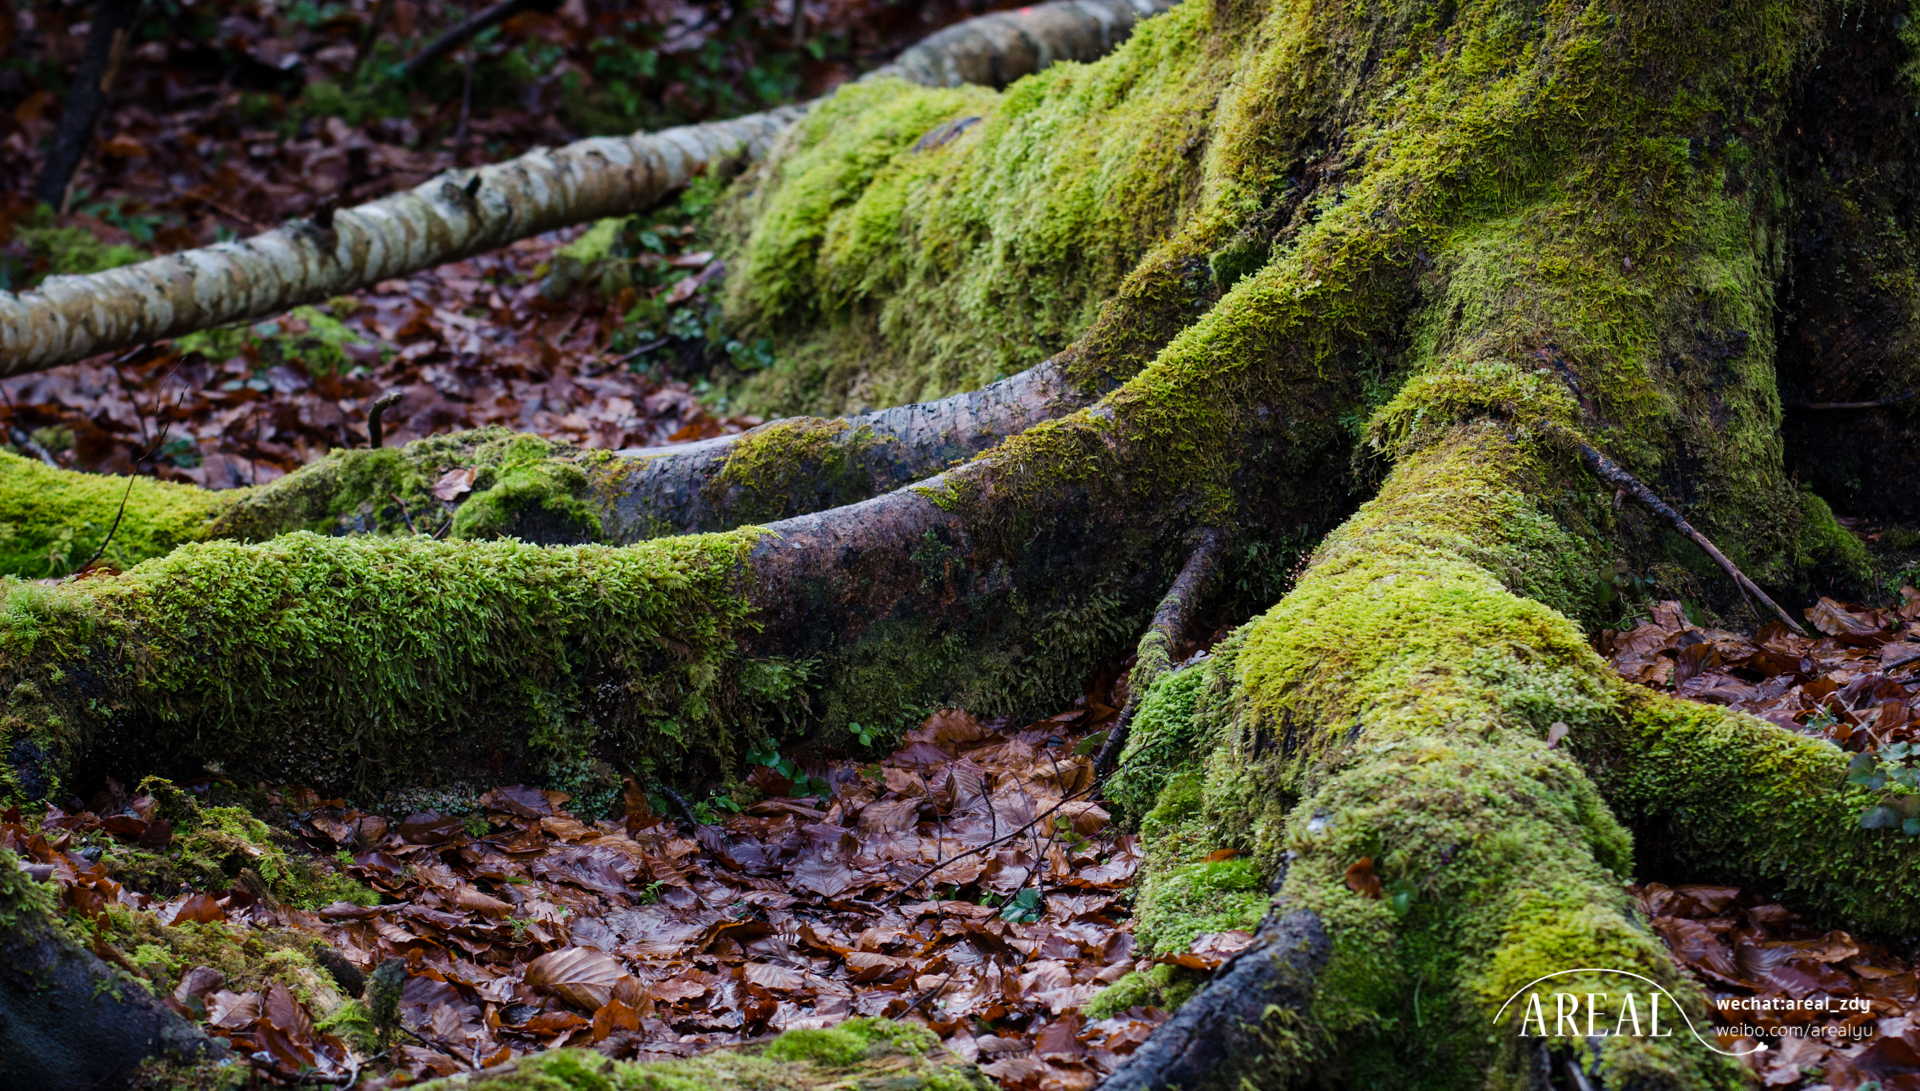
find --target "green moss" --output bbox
[0,450,233,578]
[1105,427,1801,1084]
[1134,857,1266,956]
[410,1019,987,1091]
[451,437,605,544]
[716,0,1239,415]
[706,418,896,525]
[1084,962,1205,1018]
[0,527,769,800]
[175,305,369,375]
[9,206,148,288]
[211,429,609,546]
[1107,665,1206,823]
[94,779,380,911]
[96,905,347,1017]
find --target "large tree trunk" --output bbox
[6,0,1920,1085]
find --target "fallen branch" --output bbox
[399,0,555,81]
[32,0,143,209]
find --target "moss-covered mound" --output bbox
[0,450,233,578]
[0,529,784,802]
[405,1020,990,1091]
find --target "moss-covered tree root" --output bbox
[1102,426,1920,1086]
[0,355,1092,578]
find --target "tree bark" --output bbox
[0,0,1172,378]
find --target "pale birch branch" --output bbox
[0,0,1173,378]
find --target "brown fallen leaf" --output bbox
[525,946,632,1012]
[1345,857,1383,899]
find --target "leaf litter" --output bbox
[4,701,1197,1088]
[1609,593,1920,1088]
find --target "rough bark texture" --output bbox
[0,0,1171,378]
[8,0,1920,1085]
[0,851,222,1088]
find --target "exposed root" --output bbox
[1094,526,1226,775]
[1097,910,1328,1091]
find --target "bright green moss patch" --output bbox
[409,1020,988,1091]
[174,305,370,375]
[716,0,1236,415]
[213,429,608,546]
[0,528,769,800]
[1107,666,1207,823]
[1084,962,1205,1018]
[0,450,233,578]
[1133,856,1266,956]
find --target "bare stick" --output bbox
[1094,528,1227,776]
[34,0,143,209]
[389,494,419,535]
[655,782,702,829]
[399,0,551,81]
[1552,428,1808,636]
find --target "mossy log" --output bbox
[10,0,1920,1084]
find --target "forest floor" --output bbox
[9,0,1920,1087]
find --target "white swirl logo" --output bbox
[1493,968,1765,1057]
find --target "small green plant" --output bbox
[744,744,831,798]
[849,722,875,748]
[463,814,489,838]
[1848,744,1920,834]
[636,880,666,904]
[992,887,1045,923]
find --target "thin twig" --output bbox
[885,779,1098,905]
[389,494,419,535]
[1545,423,1807,636]
[77,383,185,573]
